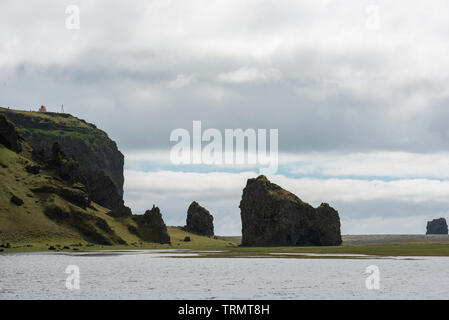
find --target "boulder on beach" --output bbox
[240,175,342,246]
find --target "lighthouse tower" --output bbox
[38,105,47,112]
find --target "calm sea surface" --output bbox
[1,250,448,299]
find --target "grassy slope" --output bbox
[0,145,142,246]
[0,145,235,251]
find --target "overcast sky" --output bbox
[1,0,449,234]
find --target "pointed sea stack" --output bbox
[239,175,342,246]
[185,201,214,236]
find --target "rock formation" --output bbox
[0,107,124,196]
[87,170,132,217]
[0,108,132,217]
[0,113,132,246]
[426,218,448,235]
[185,201,214,236]
[240,175,342,246]
[0,114,21,153]
[133,205,171,244]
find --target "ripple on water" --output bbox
[0,253,449,299]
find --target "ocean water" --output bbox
[1,250,448,299]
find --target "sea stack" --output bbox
[426,218,448,235]
[133,205,171,244]
[185,201,214,236]
[239,175,342,246]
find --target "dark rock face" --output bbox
[10,195,24,206]
[133,206,171,244]
[86,170,132,217]
[240,175,342,246]
[185,201,214,236]
[426,218,448,235]
[31,185,90,209]
[0,114,21,153]
[36,142,130,215]
[0,107,130,215]
[0,107,124,196]
[87,171,123,209]
[25,164,41,174]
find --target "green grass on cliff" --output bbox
[0,107,123,194]
[0,107,94,130]
[0,144,138,247]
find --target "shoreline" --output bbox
[2,234,449,257]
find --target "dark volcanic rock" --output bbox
[185,201,214,236]
[87,170,123,210]
[107,205,133,218]
[0,107,124,196]
[426,218,448,235]
[133,206,171,244]
[0,114,21,153]
[87,170,132,217]
[25,164,41,174]
[31,185,90,209]
[240,175,342,246]
[10,195,24,206]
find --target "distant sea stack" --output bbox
[426,218,448,235]
[240,175,342,246]
[185,201,214,236]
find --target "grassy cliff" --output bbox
[0,107,124,196]
[0,142,141,247]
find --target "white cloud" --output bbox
[123,170,449,235]
[217,67,281,84]
[167,74,196,88]
[124,150,449,180]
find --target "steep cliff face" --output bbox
[0,116,139,246]
[0,115,22,153]
[240,175,342,246]
[0,107,124,196]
